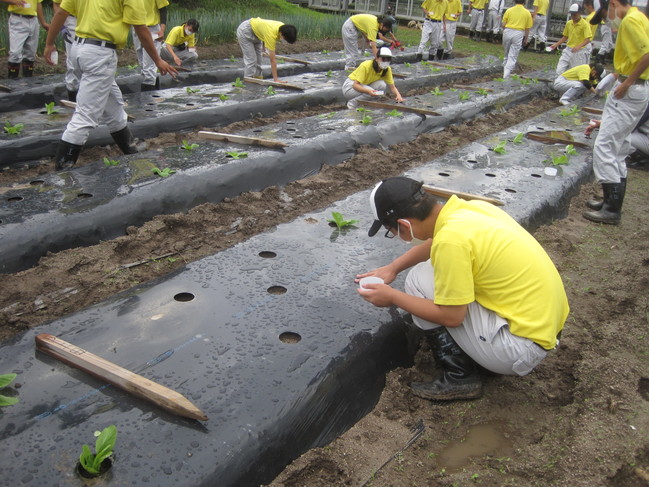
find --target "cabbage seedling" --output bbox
[565,144,577,156]
[328,211,358,229]
[493,77,505,82]
[79,425,117,476]
[266,86,276,95]
[181,140,199,150]
[360,114,373,125]
[326,70,333,77]
[127,64,138,70]
[4,121,24,135]
[219,94,229,101]
[356,107,371,113]
[186,87,199,94]
[458,91,471,101]
[430,87,444,96]
[321,49,329,54]
[226,151,248,159]
[475,88,488,96]
[0,373,19,406]
[560,105,580,117]
[152,167,176,177]
[512,132,524,143]
[404,62,411,67]
[229,55,236,62]
[492,140,507,154]
[429,66,441,72]
[103,157,119,167]
[550,154,569,165]
[232,77,245,88]
[386,109,402,117]
[45,102,60,115]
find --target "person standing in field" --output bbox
[527,0,549,51]
[484,0,505,43]
[342,13,393,70]
[4,0,49,78]
[443,0,463,58]
[467,0,487,41]
[133,0,168,91]
[52,0,79,101]
[416,0,448,61]
[501,0,532,78]
[547,4,593,75]
[582,0,598,65]
[583,0,649,225]
[161,19,200,67]
[44,0,177,170]
[236,17,297,82]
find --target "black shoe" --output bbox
[141,83,156,92]
[586,178,626,211]
[8,62,20,79]
[583,182,624,224]
[410,328,483,401]
[435,48,444,60]
[415,52,423,62]
[54,140,83,170]
[67,89,78,102]
[110,126,138,155]
[21,60,34,77]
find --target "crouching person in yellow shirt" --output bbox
[553,63,604,105]
[161,19,199,67]
[342,47,405,109]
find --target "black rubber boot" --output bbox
[475,30,482,42]
[486,31,493,43]
[8,62,20,79]
[141,83,156,92]
[21,60,34,77]
[583,182,624,225]
[54,140,83,170]
[110,126,138,154]
[67,89,78,102]
[539,42,546,52]
[435,48,444,60]
[468,30,474,40]
[586,177,626,211]
[410,327,483,401]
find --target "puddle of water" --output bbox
[437,422,512,471]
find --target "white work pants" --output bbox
[418,19,443,54]
[62,43,127,146]
[529,14,547,43]
[405,261,549,376]
[599,23,613,55]
[486,9,502,34]
[553,76,587,104]
[444,21,457,54]
[342,17,363,70]
[237,19,263,78]
[502,28,524,78]
[593,80,649,183]
[133,24,162,86]
[342,77,386,109]
[556,47,589,75]
[61,15,79,91]
[630,122,649,157]
[469,9,484,32]
[160,44,198,65]
[8,14,39,63]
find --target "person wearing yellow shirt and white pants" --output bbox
[548,4,593,75]
[342,47,405,110]
[468,0,487,41]
[237,17,297,82]
[582,0,598,65]
[52,0,78,100]
[443,0,462,58]
[132,0,168,91]
[501,0,532,79]
[417,0,447,61]
[583,0,649,225]
[342,13,393,71]
[485,0,505,43]
[527,0,549,51]
[5,0,49,78]
[356,177,569,401]
[161,19,199,67]
[553,63,604,105]
[44,0,177,170]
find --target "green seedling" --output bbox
[494,77,505,82]
[44,101,60,115]
[4,121,24,135]
[565,144,578,155]
[430,86,444,96]
[404,62,412,67]
[513,132,524,143]
[319,112,337,119]
[186,86,199,94]
[79,425,117,476]
[420,60,429,65]
[492,140,507,154]
[531,77,539,84]
[476,88,489,96]
[103,157,119,167]
[327,211,358,229]
[429,66,441,72]
[229,55,236,62]
[520,77,531,85]
[356,107,371,113]
[152,167,176,177]
[511,74,520,80]
[325,70,333,77]
[360,114,373,125]
[266,86,276,95]
[550,154,569,165]
[321,49,329,54]
[363,51,371,56]
[219,94,229,101]
[127,64,138,70]
[0,373,19,406]
[386,109,403,117]
[181,140,199,151]
[449,87,458,92]
[278,58,285,64]
[226,151,248,159]
[446,66,455,70]
[560,105,581,116]
[232,77,245,88]
[458,91,471,101]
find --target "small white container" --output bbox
[545,46,552,52]
[374,90,384,96]
[359,276,384,290]
[544,167,558,177]
[50,51,58,65]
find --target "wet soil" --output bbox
[1,39,648,487]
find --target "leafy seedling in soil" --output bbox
[232,77,245,88]
[386,109,403,117]
[429,66,441,72]
[360,114,373,125]
[0,373,19,406]
[319,112,337,119]
[181,140,199,151]
[512,132,524,143]
[493,77,505,82]
[449,87,458,92]
[266,86,276,95]
[229,55,236,62]
[560,105,580,116]
[565,144,578,156]
[326,70,333,77]
[79,425,117,476]
[44,102,60,115]
[420,60,429,65]
[492,140,507,154]
[127,64,138,70]
[511,74,520,80]
[186,87,199,94]
[364,51,371,56]
[356,107,371,113]
[476,88,489,96]
[152,167,176,177]
[404,62,412,67]
[458,91,471,101]
[321,49,329,54]
[431,87,444,96]
[219,94,229,101]
[550,154,569,165]
[4,121,24,135]
[327,211,359,229]
[226,151,248,159]
[103,157,120,167]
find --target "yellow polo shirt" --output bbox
[431,196,569,350]
[615,7,649,79]
[7,0,41,16]
[562,17,592,47]
[533,0,549,16]
[348,59,395,85]
[445,0,463,21]
[561,64,591,81]
[250,18,283,52]
[585,11,599,38]
[350,14,379,41]
[164,24,196,47]
[503,4,533,31]
[422,0,447,21]
[471,0,487,9]
[61,0,146,48]
[143,0,169,27]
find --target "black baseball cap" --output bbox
[368,177,425,236]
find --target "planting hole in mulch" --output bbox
[267,286,287,295]
[76,457,113,479]
[174,292,195,302]
[279,332,301,344]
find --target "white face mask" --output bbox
[185,28,193,36]
[378,61,391,70]
[397,220,427,246]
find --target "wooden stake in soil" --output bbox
[35,334,208,421]
[265,53,311,65]
[357,99,441,116]
[525,131,590,148]
[423,185,505,206]
[198,131,288,149]
[243,77,304,91]
[426,61,467,70]
[582,106,603,115]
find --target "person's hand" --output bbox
[44,44,56,65]
[173,55,182,66]
[273,79,288,83]
[614,81,630,99]
[357,283,396,307]
[370,89,381,96]
[571,46,580,53]
[395,94,405,103]
[584,119,600,137]
[156,59,178,78]
[355,265,398,285]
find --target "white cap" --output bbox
[569,3,580,13]
[378,47,392,58]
